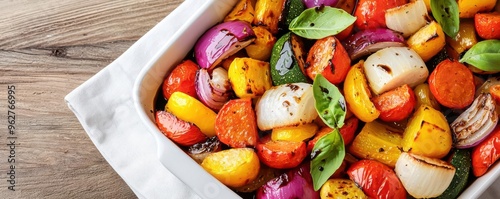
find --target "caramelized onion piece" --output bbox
[451,93,498,148]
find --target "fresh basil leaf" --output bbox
[313,74,346,129]
[311,74,346,190]
[460,40,500,72]
[289,6,356,39]
[431,0,459,38]
[310,128,345,191]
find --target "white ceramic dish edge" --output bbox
[459,160,500,199]
[133,0,241,198]
[133,0,500,198]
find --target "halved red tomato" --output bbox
[347,159,407,199]
[308,117,359,153]
[155,111,207,146]
[472,125,500,177]
[215,98,259,148]
[305,36,351,85]
[257,136,307,169]
[373,84,416,122]
[354,0,407,30]
[162,60,199,99]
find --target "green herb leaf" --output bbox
[310,128,345,191]
[313,74,347,129]
[289,7,356,39]
[460,40,500,72]
[310,74,346,191]
[431,0,459,38]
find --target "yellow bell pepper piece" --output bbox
[402,105,452,159]
[245,27,276,61]
[166,92,216,137]
[349,121,403,168]
[458,0,496,18]
[201,148,260,188]
[271,123,318,142]
[407,21,445,62]
[320,179,368,199]
[423,0,431,10]
[411,0,431,11]
[228,57,272,98]
[343,60,379,122]
[223,0,255,24]
[446,19,478,55]
[413,83,441,111]
[253,0,286,34]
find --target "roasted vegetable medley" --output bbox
[154,0,500,198]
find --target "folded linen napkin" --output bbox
[64,1,201,198]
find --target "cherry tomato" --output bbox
[215,98,259,148]
[307,127,331,153]
[428,59,475,109]
[305,36,351,85]
[475,12,500,39]
[354,0,407,30]
[472,125,500,177]
[373,84,416,122]
[155,111,207,146]
[347,160,407,199]
[489,85,500,104]
[336,24,354,41]
[307,117,359,153]
[331,160,348,179]
[257,136,307,169]
[339,117,359,146]
[162,60,199,99]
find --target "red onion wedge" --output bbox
[451,93,498,148]
[256,163,319,199]
[302,0,339,8]
[194,21,255,70]
[342,28,405,60]
[195,67,232,111]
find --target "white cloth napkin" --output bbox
[64,1,201,198]
[65,0,500,198]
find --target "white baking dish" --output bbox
[132,0,500,198]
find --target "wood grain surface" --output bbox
[0,0,182,198]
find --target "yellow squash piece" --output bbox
[458,0,496,18]
[166,92,217,137]
[224,0,255,23]
[407,21,446,62]
[253,0,286,34]
[245,27,276,61]
[343,60,379,122]
[349,121,403,168]
[402,105,452,159]
[271,123,318,142]
[201,148,260,188]
[228,57,272,98]
[320,179,368,199]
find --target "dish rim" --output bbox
[132,0,242,198]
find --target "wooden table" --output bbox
[0,0,182,198]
